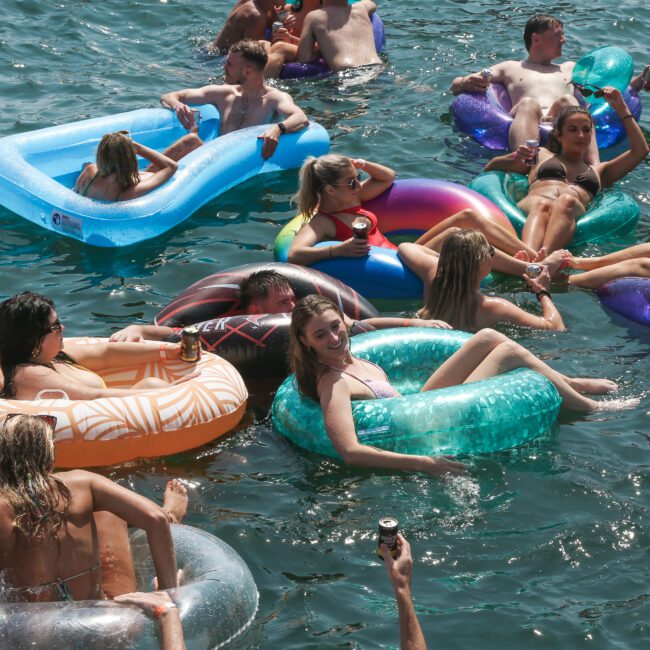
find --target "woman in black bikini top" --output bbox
[485,87,648,255]
[73,131,177,202]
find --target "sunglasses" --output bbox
[2,413,58,430]
[333,172,363,190]
[488,245,495,258]
[569,81,604,98]
[45,319,63,334]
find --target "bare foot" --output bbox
[569,377,618,395]
[541,249,570,278]
[594,397,641,412]
[514,250,530,262]
[163,479,188,525]
[532,247,547,263]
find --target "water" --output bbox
[1,1,650,648]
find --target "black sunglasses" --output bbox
[569,81,604,99]
[3,413,58,430]
[333,172,363,190]
[488,245,495,258]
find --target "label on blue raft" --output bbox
[51,211,82,237]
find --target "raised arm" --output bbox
[356,159,396,202]
[160,85,228,130]
[597,88,649,187]
[319,374,465,476]
[88,471,177,590]
[120,141,177,199]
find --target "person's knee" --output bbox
[181,133,202,149]
[515,96,542,115]
[636,258,650,274]
[457,208,481,225]
[554,194,581,213]
[533,198,553,215]
[473,327,508,347]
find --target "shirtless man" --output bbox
[210,0,279,53]
[450,14,599,162]
[296,0,381,73]
[158,40,309,162]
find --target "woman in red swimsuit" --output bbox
[73,131,177,202]
[485,87,649,254]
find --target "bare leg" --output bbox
[541,194,585,253]
[518,196,553,250]
[264,42,298,78]
[509,97,543,151]
[570,243,650,271]
[415,208,536,258]
[146,133,203,171]
[568,258,650,290]
[95,511,137,598]
[563,376,618,394]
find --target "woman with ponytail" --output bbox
[485,88,649,254]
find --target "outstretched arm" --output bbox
[258,91,309,160]
[109,325,177,343]
[160,85,228,130]
[62,339,183,371]
[597,87,649,187]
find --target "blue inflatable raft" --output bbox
[0,105,330,247]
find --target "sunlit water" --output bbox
[1,1,649,648]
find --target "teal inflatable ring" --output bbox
[469,171,639,246]
[272,328,562,458]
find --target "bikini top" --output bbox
[79,168,125,201]
[325,359,400,400]
[535,156,601,196]
[319,206,398,250]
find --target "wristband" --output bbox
[159,344,168,360]
[535,290,551,301]
[328,245,333,258]
[402,319,411,327]
[622,114,634,120]
[277,121,287,134]
[355,158,366,170]
[154,602,177,619]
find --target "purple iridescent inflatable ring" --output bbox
[596,276,650,327]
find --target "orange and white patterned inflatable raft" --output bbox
[0,339,248,468]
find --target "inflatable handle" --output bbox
[572,46,634,107]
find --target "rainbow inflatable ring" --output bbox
[273,178,514,300]
[0,339,248,468]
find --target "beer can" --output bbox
[272,20,283,32]
[352,220,369,240]
[525,263,543,278]
[480,68,493,81]
[180,326,201,363]
[525,139,539,166]
[377,517,399,560]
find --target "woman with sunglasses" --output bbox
[485,88,649,255]
[287,154,565,279]
[413,229,566,331]
[0,292,195,401]
[73,131,177,202]
[0,413,186,602]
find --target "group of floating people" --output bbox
[1,5,650,649]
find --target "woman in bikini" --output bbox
[0,291,195,401]
[289,296,635,478]
[287,154,565,280]
[484,88,649,255]
[0,414,187,602]
[73,131,177,202]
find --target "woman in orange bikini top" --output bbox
[73,131,177,202]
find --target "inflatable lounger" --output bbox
[0,105,330,247]
[0,524,259,650]
[596,277,650,327]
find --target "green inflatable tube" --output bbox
[469,171,639,246]
[272,328,562,458]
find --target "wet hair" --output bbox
[547,105,593,154]
[239,270,292,310]
[294,154,353,218]
[96,132,140,190]
[0,292,55,398]
[523,14,563,52]
[0,414,71,542]
[229,39,268,71]
[417,230,492,330]
[290,295,345,401]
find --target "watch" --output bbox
[277,122,287,135]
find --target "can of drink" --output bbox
[180,326,201,363]
[352,220,369,240]
[377,517,399,561]
[524,139,539,166]
[480,68,493,81]
[525,263,543,278]
[272,20,283,32]
[190,108,201,129]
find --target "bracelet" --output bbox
[328,245,333,258]
[162,506,174,524]
[355,158,366,170]
[622,114,634,120]
[159,344,170,361]
[402,319,411,327]
[535,290,551,301]
[154,602,177,619]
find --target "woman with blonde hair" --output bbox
[73,131,177,202]
[0,414,183,601]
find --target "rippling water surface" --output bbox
[1,1,650,648]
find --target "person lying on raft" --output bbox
[0,414,188,602]
[0,292,197,401]
[109,269,452,343]
[286,154,566,280]
[157,40,308,162]
[289,296,636,477]
[484,90,649,256]
[73,131,177,202]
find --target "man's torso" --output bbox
[217,85,280,134]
